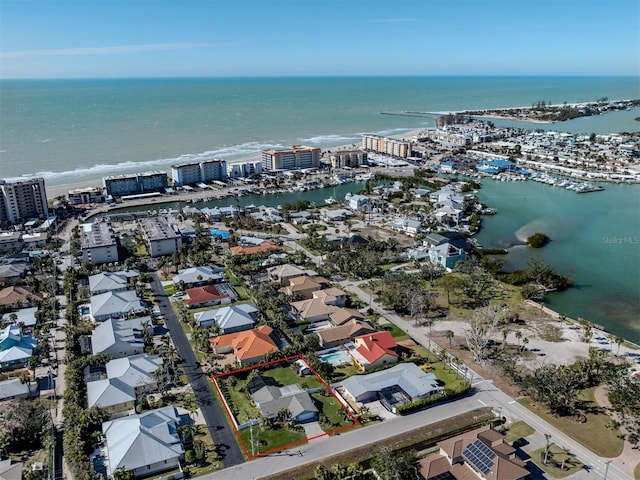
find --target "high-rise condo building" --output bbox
[261,146,321,171]
[0,177,49,226]
[361,134,412,158]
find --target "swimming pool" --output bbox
[317,350,352,366]
[80,306,90,316]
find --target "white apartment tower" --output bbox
[0,177,49,225]
[261,146,321,171]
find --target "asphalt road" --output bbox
[150,274,245,468]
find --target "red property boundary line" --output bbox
[211,354,360,459]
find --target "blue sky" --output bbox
[1,0,638,78]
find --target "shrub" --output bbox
[527,232,549,248]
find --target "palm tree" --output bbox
[501,328,509,351]
[445,330,454,349]
[560,446,571,470]
[614,335,624,356]
[543,434,552,464]
[515,330,523,349]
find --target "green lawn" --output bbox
[163,284,176,296]
[234,285,249,300]
[263,366,322,389]
[332,365,359,382]
[219,377,259,424]
[380,322,409,341]
[529,444,584,479]
[312,391,354,430]
[503,421,535,443]
[239,424,307,457]
[519,387,624,458]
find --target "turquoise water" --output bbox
[475,180,640,341]
[1,76,638,185]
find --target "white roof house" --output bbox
[102,406,184,478]
[1,307,38,327]
[0,377,30,401]
[340,363,443,406]
[88,270,139,295]
[87,377,136,413]
[90,290,147,322]
[105,354,163,393]
[193,303,258,333]
[91,318,150,358]
[172,266,225,287]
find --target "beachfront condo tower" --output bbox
[261,146,321,171]
[0,177,49,226]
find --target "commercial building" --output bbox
[170,159,227,186]
[138,217,182,257]
[0,178,48,226]
[67,187,105,205]
[362,134,412,158]
[80,221,119,264]
[261,146,320,171]
[329,150,368,169]
[103,171,168,197]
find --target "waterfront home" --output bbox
[89,290,147,322]
[340,363,442,411]
[102,406,184,478]
[193,303,258,333]
[319,208,353,222]
[172,266,225,289]
[247,375,318,424]
[347,194,369,211]
[209,325,279,366]
[424,231,471,271]
[351,331,399,372]
[184,285,231,308]
[88,270,139,295]
[418,425,529,480]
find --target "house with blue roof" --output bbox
[0,325,36,370]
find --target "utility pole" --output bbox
[603,460,611,480]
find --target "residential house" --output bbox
[418,425,529,480]
[289,287,348,323]
[424,231,471,271]
[267,264,316,286]
[329,308,365,326]
[172,266,225,289]
[247,375,318,424]
[102,406,184,478]
[0,263,28,283]
[279,275,330,299]
[0,377,31,403]
[89,290,147,322]
[193,303,257,333]
[209,325,279,366]
[88,270,139,295]
[1,306,38,328]
[229,242,281,256]
[347,194,369,211]
[105,354,163,395]
[340,362,443,411]
[87,378,136,416]
[0,324,36,370]
[317,319,376,349]
[184,285,231,308]
[319,208,353,222]
[91,317,151,358]
[351,331,399,371]
[0,286,44,309]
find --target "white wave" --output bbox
[298,134,360,144]
[31,141,284,181]
[40,139,52,143]
[374,127,415,136]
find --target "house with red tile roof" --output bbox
[229,242,281,256]
[209,325,279,366]
[0,286,44,308]
[418,425,529,480]
[184,285,231,308]
[351,331,399,371]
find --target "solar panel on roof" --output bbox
[463,439,496,475]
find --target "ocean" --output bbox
[1,76,639,340]
[1,76,639,185]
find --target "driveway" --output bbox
[302,421,325,440]
[150,273,244,468]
